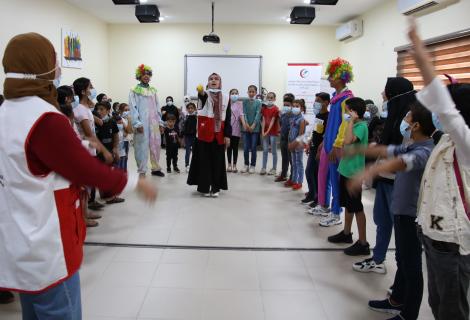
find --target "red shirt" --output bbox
[261,106,280,136]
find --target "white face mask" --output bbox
[208,88,221,93]
[167,101,173,106]
[5,64,61,85]
[266,101,274,106]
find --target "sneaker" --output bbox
[319,214,342,227]
[307,205,330,217]
[284,180,294,187]
[301,196,314,204]
[151,170,165,177]
[203,193,211,197]
[260,168,267,175]
[327,230,353,244]
[186,166,190,173]
[275,176,287,182]
[232,166,238,173]
[241,165,249,173]
[292,183,302,190]
[174,167,181,173]
[344,241,371,256]
[309,201,319,209]
[353,258,387,274]
[167,168,172,173]
[0,291,14,304]
[227,165,232,173]
[106,197,125,204]
[268,168,276,175]
[249,166,256,174]
[211,192,220,198]
[368,298,403,315]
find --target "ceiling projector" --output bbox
[203,1,220,43]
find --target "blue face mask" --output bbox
[343,113,351,121]
[230,95,239,102]
[88,88,97,101]
[364,111,371,119]
[400,119,411,139]
[292,107,301,115]
[72,95,79,108]
[282,106,291,114]
[432,113,443,131]
[380,111,388,119]
[53,75,61,88]
[313,102,322,115]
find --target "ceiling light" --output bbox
[140,0,148,3]
[160,16,165,21]
[303,0,310,3]
[286,17,291,22]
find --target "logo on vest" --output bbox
[430,215,444,231]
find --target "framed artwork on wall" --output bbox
[61,29,83,69]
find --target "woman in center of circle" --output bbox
[187,73,232,198]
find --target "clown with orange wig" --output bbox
[129,64,165,177]
[314,58,355,227]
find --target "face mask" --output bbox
[208,88,221,93]
[313,102,322,115]
[72,95,80,108]
[282,106,291,114]
[266,101,274,106]
[167,101,173,106]
[292,107,301,115]
[88,88,97,101]
[122,111,130,118]
[343,113,351,121]
[230,95,239,102]
[380,111,388,119]
[400,119,412,139]
[382,101,388,113]
[5,64,60,85]
[102,114,110,121]
[364,111,371,119]
[53,75,61,88]
[432,113,443,131]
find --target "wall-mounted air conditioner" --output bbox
[335,19,363,41]
[398,0,455,16]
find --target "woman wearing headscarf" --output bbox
[187,73,231,197]
[0,33,156,319]
[353,77,416,275]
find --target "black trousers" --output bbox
[280,137,292,179]
[227,136,240,165]
[166,145,178,169]
[391,215,423,320]
[422,235,470,320]
[305,146,319,201]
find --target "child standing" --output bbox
[275,94,294,182]
[304,92,330,207]
[327,97,370,256]
[164,114,180,173]
[241,85,262,173]
[261,92,280,175]
[227,89,244,173]
[117,103,133,171]
[183,103,197,172]
[348,102,435,320]
[287,100,306,190]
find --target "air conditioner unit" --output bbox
[398,0,454,16]
[335,20,363,41]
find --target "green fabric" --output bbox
[132,84,157,96]
[339,120,368,178]
[242,99,262,133]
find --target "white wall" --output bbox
[107,23,340,106]
[0,0,108,94]
[340,0,470,105]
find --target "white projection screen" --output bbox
[184,54,262,97]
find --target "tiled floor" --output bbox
[0,149,435,319]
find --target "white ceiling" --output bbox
[63,0,389,26]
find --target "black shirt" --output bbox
[161,105,180,123]
[183,114,197,136]
[310,111,329,153]
[95,118,118,152]
[164,127,179,148]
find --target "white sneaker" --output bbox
[267,168,276,176]
[260,168,267,175]
[185,166,189,173]
[319,214,342,227]
[307,205,330,217]
[211,192,220,198]
[227,165,232,173]
[241,165,249,173]
[249,166,255,174]
[232,166,238,173]
[203,193,211,198]
[353,258,387,274]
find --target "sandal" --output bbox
[86,219,99,227]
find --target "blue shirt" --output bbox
[280,113,291,139]
[288,114,304,143]
[390,139,434,217]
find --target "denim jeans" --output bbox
[291,150,304,184]
[422,235,470,320]
[20,272,81,320]
[262,135,278,170]
[328,160,341,215]
[184,135,195,167]
[391,215,423,320]
[243,132,259,167]
[372,181,394,264]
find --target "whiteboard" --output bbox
[184,55,262,97]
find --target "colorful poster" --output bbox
[286,63,322,116]
[61,29,83,69]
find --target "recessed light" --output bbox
[286,17,292,22]
[160,16,165,21]
[140,0,148,3]
[303,0,310,3]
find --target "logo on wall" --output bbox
[300,69,310,79]
[61,29,83,69]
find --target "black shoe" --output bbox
[301,197,314,204]
[309,201,318,208]
[88,201,104,211]
[0,291,14,304]
[174,167,180,173]
[368,298,402,315]
[344,241,371,256]
[167,168,172,173]
[327,231,353,244]
[152,170,165,177]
